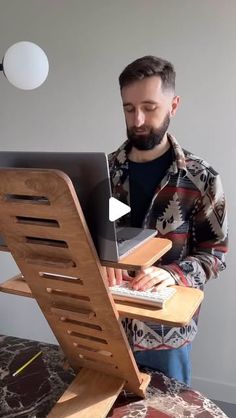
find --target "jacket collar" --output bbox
[110,133,187,176]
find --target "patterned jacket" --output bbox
[108,134,228,350]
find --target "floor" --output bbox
[213,400,236,418]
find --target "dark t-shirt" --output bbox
[129,147,173,227]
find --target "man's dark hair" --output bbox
[119,55,175,92]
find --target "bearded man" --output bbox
[104,56,228,385]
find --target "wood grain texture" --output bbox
[0,167,203,416]
[0,238,172,270]
[116,285,204,326]
[47,368,125,418]
[0,168,151,401]
[0,274,32,298]
[100,237,172,269]
[0,276,203,326]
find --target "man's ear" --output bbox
[170,95,180,117]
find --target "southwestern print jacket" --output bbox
[108,134,228,350]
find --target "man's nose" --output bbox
[133,110,145,127]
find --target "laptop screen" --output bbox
[0,151,119,261]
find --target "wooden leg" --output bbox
[47,368,125,418]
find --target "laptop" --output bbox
[0,151,157,262]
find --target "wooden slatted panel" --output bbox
[0,168,149,396]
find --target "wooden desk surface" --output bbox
[0,276,203,327]
[116,285,203,326]
[101,237,172,270]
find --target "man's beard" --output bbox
[127,113,170,151]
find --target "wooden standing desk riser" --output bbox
[0,168,203,418]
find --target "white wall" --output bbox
[0,0,235,403]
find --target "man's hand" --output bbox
[102,267,130,286]
[130,266,175,291]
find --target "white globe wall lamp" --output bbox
[0,41,49,90]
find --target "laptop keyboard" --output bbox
[110,281,176,308]
[116,228,137,243]
[116,228,138,253]
[116,227,157,257]
[117,237,126,244]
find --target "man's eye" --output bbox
[144,105,157,111]
[124,107,134,113]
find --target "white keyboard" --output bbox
[110,281,176,308]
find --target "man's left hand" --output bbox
[130,266,175,291]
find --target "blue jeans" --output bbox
[134,344,192,386]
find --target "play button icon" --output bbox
[109,197,131,222]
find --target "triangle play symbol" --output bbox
[109,197,131,222]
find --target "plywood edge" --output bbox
[0,274,33,298]
[124,371,151,398]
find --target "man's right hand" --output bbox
[102,267,130,287]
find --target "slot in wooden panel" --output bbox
[47,288,90,302]
[51,306,96,321]
[72,338,110,351]
[77,354,115,365]
[61,318,102,331]
[25,236,68,248]
[40,272,83,284]
[66,324,105,340]
[42,279,86,296]
[3,194,50,205]
[15,216,59,227]
[52,296,92,312]
[75,347,115,366]
[25,256,76,268]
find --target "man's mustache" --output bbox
[128,126,151,134]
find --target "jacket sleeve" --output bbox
[161,174,228,289]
